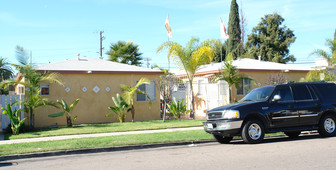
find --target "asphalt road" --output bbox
[1,133,336,170]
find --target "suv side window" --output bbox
[291,85,312,101]
[272,86,293,102]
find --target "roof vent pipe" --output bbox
[258,56,261,61]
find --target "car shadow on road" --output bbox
[229,132,326,145]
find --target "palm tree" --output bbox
[0,57,14,82]
[107,41,143,66]
[310,39,336,66]
[157,37,215,118]
[48,98,80,127]
[121,77,151,122]
[1,65,62,128]
[212,53,242,103]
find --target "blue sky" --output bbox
[0,0,335,69]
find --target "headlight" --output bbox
[222,110,240,119]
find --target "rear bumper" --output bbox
[203,120,243,135]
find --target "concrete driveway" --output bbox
[1,133,336,170]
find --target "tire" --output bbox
[318,114,336,137]
[284,131,301,138]
[213,135,233,144]
[241,119,265,144]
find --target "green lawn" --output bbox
[0,130,213,156]
[5,119,205,140]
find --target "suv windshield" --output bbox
[239,86,275,102]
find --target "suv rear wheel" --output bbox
[319,114,336,137]
[213,135,233,144]
[241,119,265,144]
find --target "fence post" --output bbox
[0,95,25,131]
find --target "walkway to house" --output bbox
[0,126,203,145]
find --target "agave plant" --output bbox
[1,104,26,135]
[48,98,80,127]
[168,97,191,119]
[106,93,131,123]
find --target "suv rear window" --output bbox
[291,84,312,101]
[313,84,336,101]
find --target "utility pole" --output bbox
[99,31,105,59]
[144,57,151,68]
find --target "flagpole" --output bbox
[168,36,170,71]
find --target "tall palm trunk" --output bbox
[29,107,34,129]
[131,105,135,122]
[189,81,195,119]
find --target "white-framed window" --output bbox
[136,81,156,101]
[40,85,50,95]
[237,78,252,95]
[198,80,206,96]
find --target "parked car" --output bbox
[203,82,336,144]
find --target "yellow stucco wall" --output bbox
[231,70,308,101]
[34,73,161,128]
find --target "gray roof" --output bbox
[173,58,312,75]
[36,57,162,74]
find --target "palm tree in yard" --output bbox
[157,37,215,118]
[121,77,151,122]
[107,41,143,66]
[0,57,14,82]
[212,53,242,103]
[310,37,336,66]
[1,65,62,128]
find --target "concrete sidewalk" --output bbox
[0,126,203,145]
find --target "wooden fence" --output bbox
[0,95,24,131]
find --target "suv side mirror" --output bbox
[272,95,281,102]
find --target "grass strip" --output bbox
[5,119,204,140]
[0,130,212,156]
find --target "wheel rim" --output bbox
[324,118,335,133]
[248,123,262,140]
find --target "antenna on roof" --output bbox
[77,53,80,60]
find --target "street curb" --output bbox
[0,140,215,161]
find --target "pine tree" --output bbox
[227,0,242,59]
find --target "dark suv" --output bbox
[203,82,336,144]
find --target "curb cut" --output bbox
[0,140,215,161]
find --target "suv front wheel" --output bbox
[241,119,265,144]
[319,114,336,137]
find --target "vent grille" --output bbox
[207,112,222,120]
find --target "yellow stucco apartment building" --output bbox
[21,57,163,128]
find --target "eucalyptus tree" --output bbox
[246,13,296,63]
[157,37,215,118]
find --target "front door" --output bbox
[268,85,299,128]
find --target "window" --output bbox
[272,86,293,102]
[237,78,252,95]
[136,81,156,101]
[291,85,312,101]
[40,85,50,95]
[198,80,206,96]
